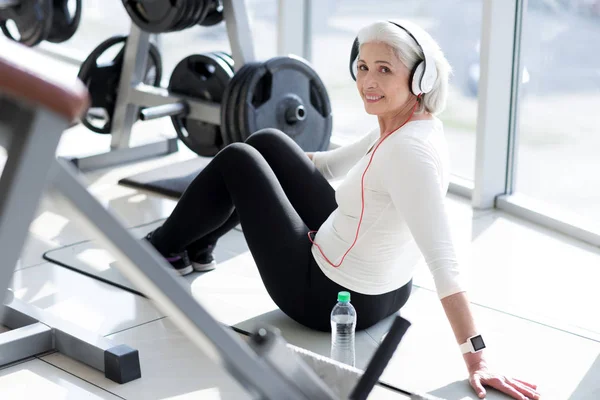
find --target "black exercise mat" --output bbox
[119,157,210,198]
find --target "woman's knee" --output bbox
[245,128,286,145]
[245,129,306,163]
[245,129,297,153]
[215,142,265,169]
[217,142,254,158]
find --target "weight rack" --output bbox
[67,0,257,171]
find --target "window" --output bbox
[309,0,482,181]
[513,1,600,222]
[51,0,132,59]
[158,0,277,79]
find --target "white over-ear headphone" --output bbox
[349,21,438,96]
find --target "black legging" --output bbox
[150,128,411,331]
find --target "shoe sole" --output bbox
[192,260,217,272]
[177,265,194,276]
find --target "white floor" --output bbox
[1,123,600,399]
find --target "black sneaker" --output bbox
[144,231,194,276]
[188,244,217,272]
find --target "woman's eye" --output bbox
[380,67,390,73]
[358,65,367,71]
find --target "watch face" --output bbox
[471,335,486,351]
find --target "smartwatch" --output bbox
[460,334,486,354]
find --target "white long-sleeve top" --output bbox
[310,118,464,299]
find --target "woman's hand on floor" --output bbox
[468,360,540,399]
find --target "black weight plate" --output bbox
[200,0,223,27]
[168,53,233,156]
[235,63,262,142]
[169,0,195,32]
[212,51,234,72]
[170,0,194,32]
[218,64,242,146]
[122,0,185,33]
[185,0,209,29]
[47,0,81,43]
[77,36,163,134]
[181,0,203,30]
[238,56,332,151]
[228,63,260,144]
[218,78,234,146]
[0,0,53,47]
[114,40,163,86]
[227,63,260,143]
[219,63,257,146]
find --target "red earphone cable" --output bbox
[308,96,421,268]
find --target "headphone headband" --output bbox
[349,21,438,95]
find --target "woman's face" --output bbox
[356,42,412,117]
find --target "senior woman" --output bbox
[145,21,540,400]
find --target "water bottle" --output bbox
[330,291,357,367]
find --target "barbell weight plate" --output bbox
[219,62,258,146]
[0,0,53,47]
[170,0,195,32]
[212,51,234,72]
[178,0,200,30]
[46,0,81,43]
[218,76,234,146]
[200,0,224,27]
[171,0,197,32]
[186,0,210,29]
[77,36,163,134]
[219,62,248,146]
[166,0,188,32]
[168,53,233,157]
[227,62,261,144]
[122,0,185,33]
[235,63,263,143]
[237,56,332,151]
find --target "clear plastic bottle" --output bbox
[330,291,357,367]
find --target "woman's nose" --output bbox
[364,73,378,88]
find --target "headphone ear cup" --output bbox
[410,61,425,96]
[349,37,359,81]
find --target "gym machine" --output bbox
[71,0,331,170]
[0,30,444,400]
[66,0,248,170]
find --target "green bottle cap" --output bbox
[337,291,350,303]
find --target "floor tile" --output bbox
[39,285,600,400]
[412,205,600,341]
[15,123,191,270]
[18,186,177,270]
[379,287,600,400]
[188,251,381,370]
[40,317,411,400]
[0,358,121,399]
[10,263,163,336]
[42,318,252,400]
[42,221,245,296]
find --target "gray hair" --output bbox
[357,21,452,115]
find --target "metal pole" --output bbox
[110,23,151,150]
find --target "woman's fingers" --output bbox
[485,376,529,400]
[509,378,540,399]
[469,374,487,399]
[513,378,538,390]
